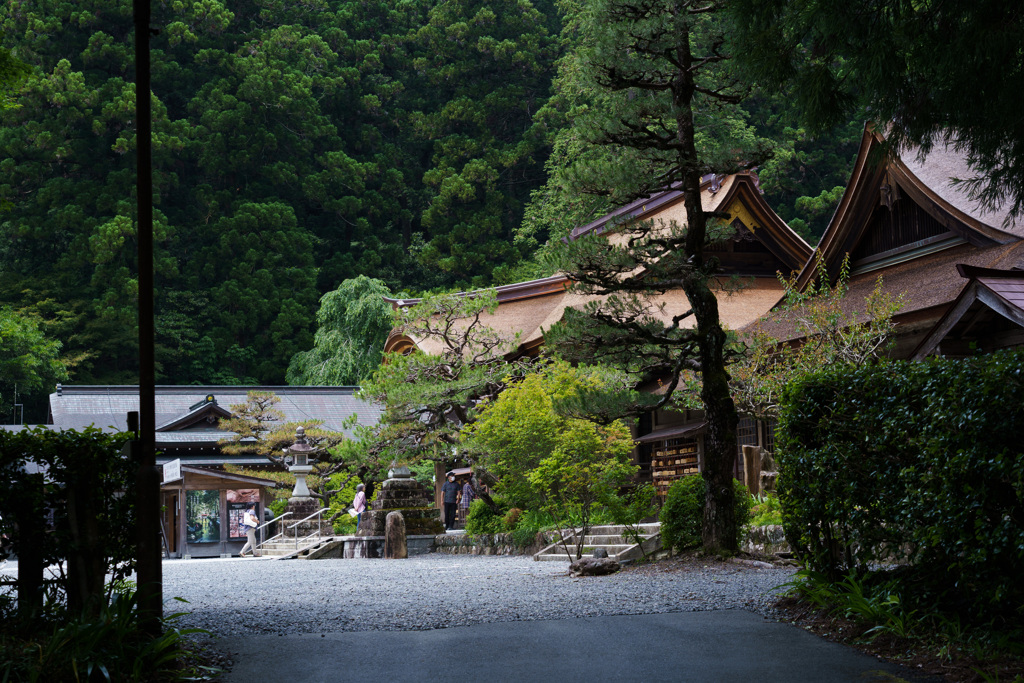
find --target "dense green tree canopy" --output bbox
[0,0,872,421]
[730,0,1024,221]
[0,0,560,404]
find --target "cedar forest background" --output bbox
[0,0,862,419]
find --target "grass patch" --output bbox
[0,590,221,682]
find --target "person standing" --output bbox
[441,472,460,531]
[459,478,475,527]
[239,506,260,557]
[352,484,367,526]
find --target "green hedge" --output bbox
[777,349,1024,607]
[659,474,751,553]
[0,426,135,614]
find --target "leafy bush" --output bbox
[505,508,554,546]
[465,499,507,535]
[660,475,752,553]
[784,570,917,641]
[0,426,135,613]
[0,591,215,682]
[326,473,362,535]
[268,498,288,519]
[749,493,783,527]
[777,348,1024,610]
[503,508,522,530]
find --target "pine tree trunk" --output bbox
[673,24,741,552]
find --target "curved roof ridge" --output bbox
[798,123,1022,288]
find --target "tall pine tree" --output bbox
[541,0,771,552]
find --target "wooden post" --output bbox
[742,445,761,496]
[15,473,44,618]
[134,0,162,636]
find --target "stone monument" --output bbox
[284,426,324,538]
[357,464,444,537]
[384,511,408,559]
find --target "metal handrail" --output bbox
[287,507,330,550]
[257,511,290,532]
[254,512,292,552]
[286,507,329,529]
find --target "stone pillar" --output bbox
[742,445,761,496]
[384,511,407,559]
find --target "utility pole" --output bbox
[134,0,161,635]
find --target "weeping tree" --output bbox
[286,276,395,386]
[540,0,773,553]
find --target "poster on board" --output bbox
[186,490,220,543]
[228,489,260,539]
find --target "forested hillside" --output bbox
[0,0,858,412]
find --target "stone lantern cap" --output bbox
[286,425,316,467]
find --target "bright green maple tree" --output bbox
[0,307,67,417]
[461,361,635,560]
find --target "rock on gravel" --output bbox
[161,555,795,638]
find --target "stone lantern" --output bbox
[283,426,323,537]
[285,426,316,501]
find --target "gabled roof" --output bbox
[156,395,233,431]
[385,172,809,357]
[910,265,1024,359]
[797,124,1022,289]
[48,385,382,443]
[751,240,1024,344]
[571,172,812,272]
[161,465,281,489]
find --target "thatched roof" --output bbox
[386,172,808,357]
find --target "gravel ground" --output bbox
[162,554,796,637]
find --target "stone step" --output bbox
[532,524,662,562]
[583,524,661,535]
[577,534,658,545]
[256,536,335,559]
[534,545,633,557]
[534,552,614,562]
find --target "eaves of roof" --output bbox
[798,123,1021,290]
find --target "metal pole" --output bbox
[134,0,161,635]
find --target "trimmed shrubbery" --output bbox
[659,474,751,553]
[777,348,1024,613]
[0,427,213,680]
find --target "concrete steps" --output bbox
[533,523,661,563]
[257,536,336,560]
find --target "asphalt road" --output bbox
[217,610,922,683]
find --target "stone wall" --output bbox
[742,525,789,556]
[432,531,563,556]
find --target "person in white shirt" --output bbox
[239,506,261,557]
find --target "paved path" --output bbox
[218,610,916,682]
[4,556,928,680]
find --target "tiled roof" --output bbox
[47,385,382,442]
